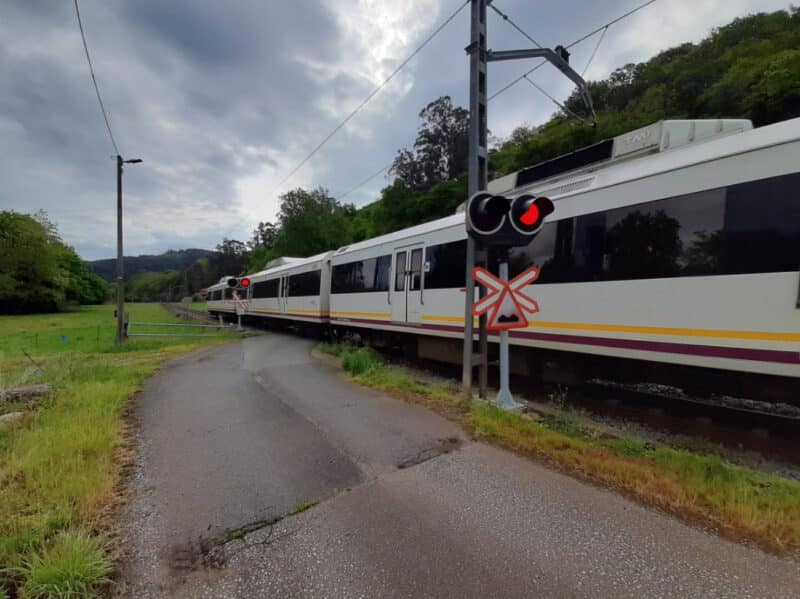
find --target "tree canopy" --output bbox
[0,211,108,314]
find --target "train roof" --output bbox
[333,213,465,259]
[249,250,333,279]
[486,117,800,198]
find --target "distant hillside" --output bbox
[89,248,215,282]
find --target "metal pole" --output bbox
[115,155,125,345]
[495,259,523,410]
[463,0,489,398]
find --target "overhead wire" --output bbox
[294,0,659,215]
[73,0,119,156]
[488,3,543,48]
[339,0,656,204]
[336,162,394,200]
[489,0,659,101]
[269,0,470,197]
[582,25,609,77]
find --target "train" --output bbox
[208,117,800,400]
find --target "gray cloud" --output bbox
[0,0,789,259]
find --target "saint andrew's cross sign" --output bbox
[471,266,541,331]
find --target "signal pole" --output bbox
[463,0,489,398]
[116,155,142,345]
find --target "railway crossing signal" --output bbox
[227,277,251,289]
[466,192,553,247]
[465,191,553,410]
[471,266,541,331]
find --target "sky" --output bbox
[0,0,790,260]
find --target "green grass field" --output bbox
[0,304,240,598]
[318,343,800,557]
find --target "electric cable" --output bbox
[73,0,119,155]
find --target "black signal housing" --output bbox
[466,191,553,247]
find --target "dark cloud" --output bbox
[0,0,785,259]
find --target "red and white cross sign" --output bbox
[232,290,250,316]
[471,266,541,331]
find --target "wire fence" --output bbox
[0,325,117,354]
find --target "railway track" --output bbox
[160,302,218,321]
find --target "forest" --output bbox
[2,8,798,310]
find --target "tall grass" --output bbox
[319,342,800,555]
[0,304,238,597]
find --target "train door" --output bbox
[279,275,289,314]
[390,245,424,324]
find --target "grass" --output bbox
[0,304,240,597]
[286,500,319,517]
[318,342,800,556]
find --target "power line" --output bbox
[582,26,608,77]
[269,0,470,197]
[336,162,393,200]
[488,3,543,48]
[73,0,119,155]
[315,0,658,212]
[489,0,659,101]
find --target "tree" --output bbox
[391,96,469,192]
[249,221,278,250]
[272,187,353,257]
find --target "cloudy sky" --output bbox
[0,0,789,260]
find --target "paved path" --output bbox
[117,334,799,598]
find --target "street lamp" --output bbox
[116,155,142,345]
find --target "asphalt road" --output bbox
[116,334,799,598]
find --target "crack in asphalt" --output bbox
[396,437,463,469]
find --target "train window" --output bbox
[375,255,391,292]
[507,222,557,281]
[723,173,800,274]
[331,255,392,293]
[395,251,406,291]
[425,240,467,289]
[409,249,423,291]
[223,288,234,300]
[210,290,221,301]
[288,270,321,296]
[252,278,279,299]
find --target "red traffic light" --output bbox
[240,277,250,288]
[510,195,553,235]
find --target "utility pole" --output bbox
[116,155,142,345]
[463,0,489,398]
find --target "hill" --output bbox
[88,248,215,282]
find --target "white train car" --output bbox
[245,252,333,327]
[330,118,800,382]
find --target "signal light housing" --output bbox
[509,195,554,235]
[466,191,553,247]
[226,277,251,289]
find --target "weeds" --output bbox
[17,531,112,599]
[317,341,800,556]
[286,500,319,516]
